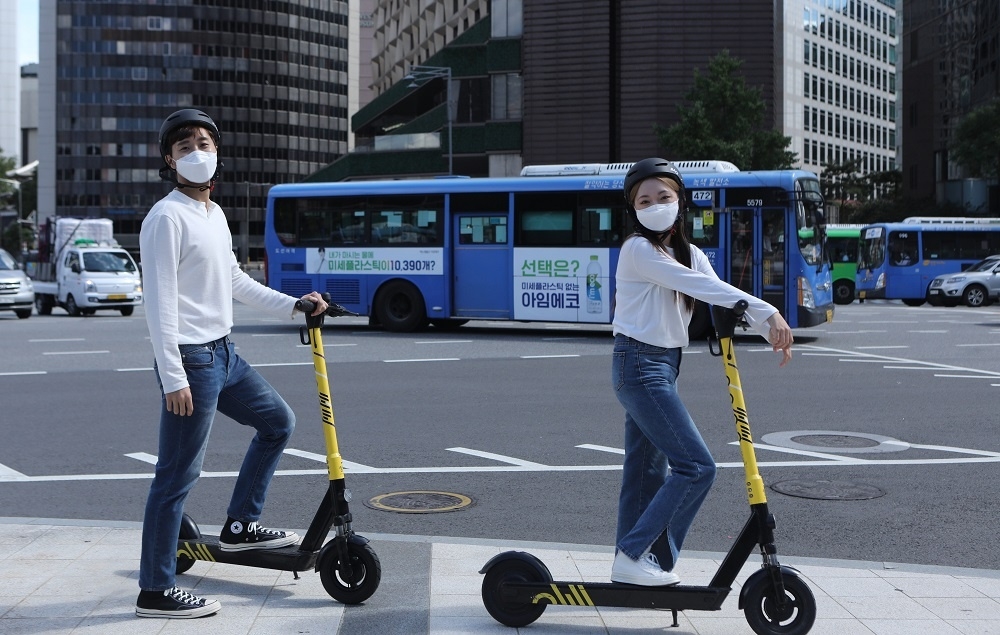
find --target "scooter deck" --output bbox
[177,536,321,572]
[506,579,731,611]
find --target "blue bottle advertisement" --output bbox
[586,255,602,314]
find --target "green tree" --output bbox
[0,149,14,203]
[951,100,1000,179]
[655,50,797,170]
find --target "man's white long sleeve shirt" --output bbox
[140,189,297,394]
[612,236,778,348]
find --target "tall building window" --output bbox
[491,73,522,120]
[491,0,523,37]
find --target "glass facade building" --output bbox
[43,0,351,259]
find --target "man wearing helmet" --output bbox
[135,109,329,618]
[609,158,794,586]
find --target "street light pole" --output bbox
[404,65,453,175]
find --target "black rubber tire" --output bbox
[36,295,53,315]
[743,573,817,635]
[963,284,987,307]
[15,308,31,319]
[901,298,926,307]
[319,540,382,604]
[833,280,855,305]
[374,281,427,332]
[120,306,134,316]
[481,555,551,627]
[175,513,201,575]
[65,295,80,316]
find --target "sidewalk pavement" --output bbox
[3,518,1000,635]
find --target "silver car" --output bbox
[0,248,35,319]
[926,255,1000,307]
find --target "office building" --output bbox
[38,0,352,258]
[318,0,899,187]
[902,0,999,212]
[0,3,20,165]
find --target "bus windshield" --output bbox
[795,178,824,266]
[858,226,885,270]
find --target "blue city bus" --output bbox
[265,162,835,334]
[856,218,1000,306]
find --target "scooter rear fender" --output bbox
[478,550,552,577]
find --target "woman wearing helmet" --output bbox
[610,158,793,586]
[136,109,329,618]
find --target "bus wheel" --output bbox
[902,298,926,307]
[375,281,427,332]
[964,284,988,307]
[833,280,855,305]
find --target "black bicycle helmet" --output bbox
[623,158,684,210]
[158,109,222,182]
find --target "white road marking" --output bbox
[29,338,85,343]
[42,350,110,355]
[520,354,580,359]
[414,340,473,344]
[447,447,547,467]
[908,330,948,334]
[384,358,460,363]
[0,463,28,481]
[116,368,153,372]
[281,448,375,471]
[576,444,624,455]
[295,343,358,348]
[855,345,909,349]
[956,342,1000,347]
[125,452,158,465]
[0,371,46,376]
[254,362,313,367]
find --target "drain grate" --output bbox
[771,480,886,501]
[364,490,473,514]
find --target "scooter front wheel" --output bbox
[175,513,201,575]
[481,553,552,627]
[319,540,381,604]
[743,571,816,635]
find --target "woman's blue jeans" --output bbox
[612,334,716,571]
[139,337,295,591]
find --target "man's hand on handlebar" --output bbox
[297,291,329,316]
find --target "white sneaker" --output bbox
[610,551,681,586]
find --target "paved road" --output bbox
[2,301,1000,570]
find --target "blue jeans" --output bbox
[139,337,295,591]
[612,334,716,571]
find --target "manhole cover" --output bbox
[364,490,473,514]
[791,434,878,449]
[771,480,886,501]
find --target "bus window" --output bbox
[515,192,574,246]
[368,195,443,245]
[578,191,627,245]
[888,231,917,266]
[459,216,508,244]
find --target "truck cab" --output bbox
[32,218,143,317]
[41,243,143,316]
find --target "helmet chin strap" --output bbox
[175,182,214,192]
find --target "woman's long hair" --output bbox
[626,176,696,311]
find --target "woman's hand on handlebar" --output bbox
[298,291,328,316]
[766,312,794,368]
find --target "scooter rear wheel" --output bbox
[743,572,816,635]
[319,540,381,604]
[481,554,552,627]
[175,513,201,575]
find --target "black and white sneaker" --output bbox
[219,517,299,552]
[136,586,221,618]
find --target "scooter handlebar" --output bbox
[294,299,360,318]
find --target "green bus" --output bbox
[825,224,865,304]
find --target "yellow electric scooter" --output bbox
[175,294,381,604]
[480,301,816,634]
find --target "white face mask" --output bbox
[635,201,679,232]
[173,150,217,184]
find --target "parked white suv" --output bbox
[0,248,35,319]
[926,255,1000,307]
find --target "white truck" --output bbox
[30,218,143,317]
